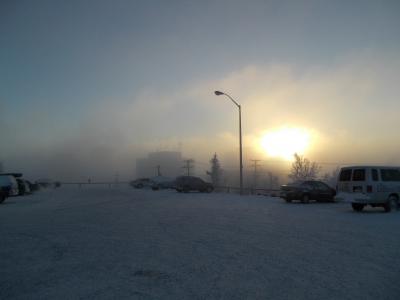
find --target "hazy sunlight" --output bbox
[260,127,311,160]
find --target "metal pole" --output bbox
[239,105,243,195]
[214,91,244,195]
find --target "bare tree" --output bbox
[289,153,321,181]
[322,166,340,187]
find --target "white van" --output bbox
[337,166,400,212]
[0,175,19,196]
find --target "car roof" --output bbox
[0,173,23,177]
[340,166,400,170]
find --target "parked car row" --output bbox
[0,173,61,204]
[130,175,214,193]
[280,165,400,213]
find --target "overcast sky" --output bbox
[1,0,400,180]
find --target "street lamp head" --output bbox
[214,90,224,96]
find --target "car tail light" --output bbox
[367,185,373,193]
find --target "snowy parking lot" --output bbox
[1,186,399,299]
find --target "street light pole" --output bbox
[214,91,243,195]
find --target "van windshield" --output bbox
[380,169,400,181]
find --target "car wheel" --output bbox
[0,195,5,204]
[206,186,213,193]
[352,203,364,212]
[285,198,292,203]
[183,186,190,193]
[301,194,310,204]
[384,195,399,213]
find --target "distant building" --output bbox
[136,151,182,178]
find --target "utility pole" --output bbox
[182,159,194,176]
[156,165,162,176]
[250,159,261,188]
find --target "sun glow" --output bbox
[260,127,311,160]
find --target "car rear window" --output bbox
[352,169,366,181]
[301,182,313,189]
[339,169,352,181]
[372,169,379,181]
[380,169,400,181]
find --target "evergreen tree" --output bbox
[207,153,222,187]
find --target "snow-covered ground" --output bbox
[1,186,399,299]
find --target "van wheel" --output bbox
[183,186,190,193]
[384,195,399,213]
[352,203,364,212]
[301,194,310,204]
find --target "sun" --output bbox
[260,127,311,160]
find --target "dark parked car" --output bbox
[36,178,58,189]
[27,180,40,192]
[150,176,175,190]
[16,178,32,195]
[280,180,336,203]
[0,187,7,204]
[130,178,153,189]
[0,174,19,196]
[175,176,213,193]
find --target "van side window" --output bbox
[339,169,352,181]
[380,169,400,181]
[372,169,379,181]
[352,169,365,181]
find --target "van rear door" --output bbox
[351,169,366,193]
[338,169,352,192]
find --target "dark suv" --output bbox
[175,176,213,193]
[0,187,7,204]
[280,180,336,203]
